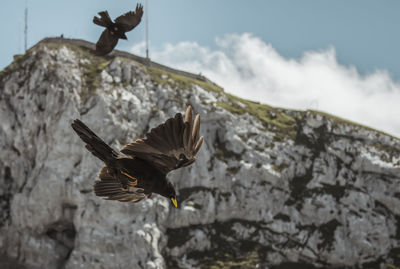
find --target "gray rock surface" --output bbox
[0,40,400,269]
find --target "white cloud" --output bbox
[131,33,400,138]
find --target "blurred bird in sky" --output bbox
[71,106,204,208]
[92,3,143,55]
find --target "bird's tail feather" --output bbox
[94,177,145,202]
[93,11,112,27]
[94,179,122,197]
[71,119,118,164]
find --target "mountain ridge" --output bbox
[3,37,398,141]
[0,38,399,269]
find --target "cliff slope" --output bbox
[0,38,400,269]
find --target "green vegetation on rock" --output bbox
[217,94,297,141]
[0,54,29,81]
[208,252,260,269]
[42,42,111,99]
[148,66,223,95]
[81,57,110,91]
[3,39,398,145]
[148,63,299,141]
[307,110,398,140]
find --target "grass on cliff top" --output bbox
[0,42,111,101]
[2,40,398,142]
[44,42,111,99]
[148,64,400,142]
[145,56,400,142]
[218,94,297,141]
[43,42,111,88]
[148,66,298,141]
[148,66,224,95]
[0,54,29,80]
[307,110,399,140]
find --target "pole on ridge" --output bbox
[24,0,28,52]
[145,0,149,59]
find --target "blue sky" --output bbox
[2,0,400,137]
[1,0,400,78]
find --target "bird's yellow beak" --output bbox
[171,197,178,208]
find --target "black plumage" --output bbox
[92,4,143,56]
[71,106,204,207]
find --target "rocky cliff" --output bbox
[0,38,400,269]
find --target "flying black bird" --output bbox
[71,106,204,207]
[92,4,144,56]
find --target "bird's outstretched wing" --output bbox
[121,106,204,174]
[71,119,119,164]
[94,166,151,203]
[115,4,144,32]
[93,10,113,27]
[94,29,119,56]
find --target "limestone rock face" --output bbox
[0,40,400,269]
